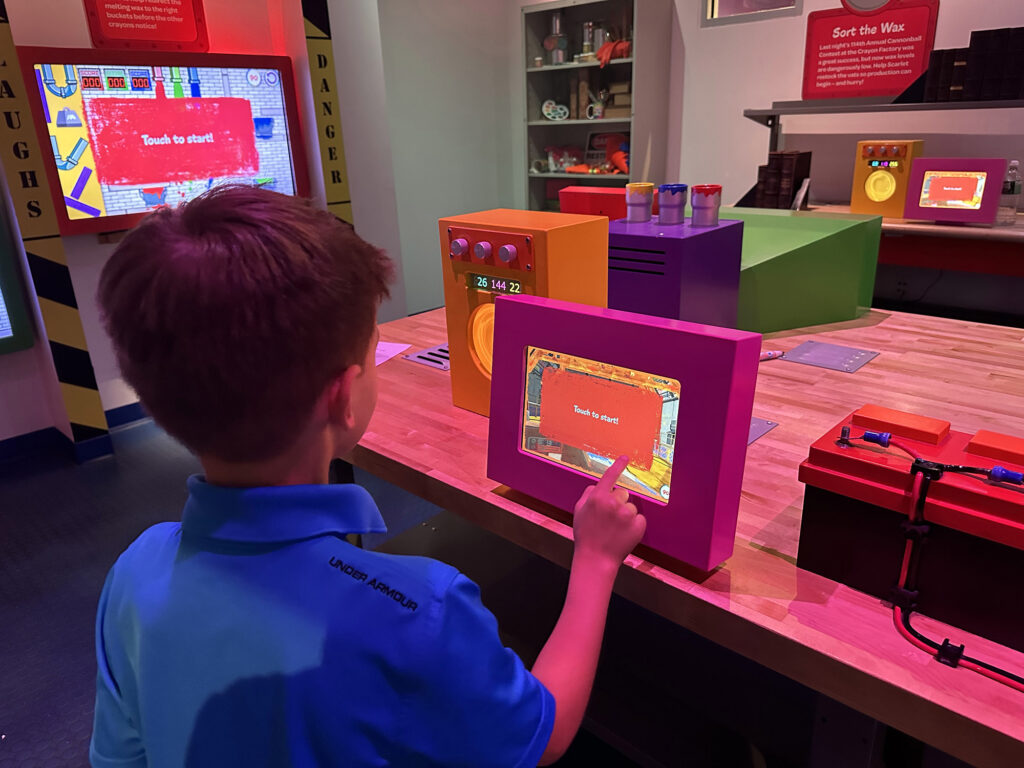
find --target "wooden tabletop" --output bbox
[350,307,1024,767]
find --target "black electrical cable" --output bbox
[942,465,993,477]
[899,610,939,649]
[904,269,945,305]
[961,652,1024,687]
[871,447,1024,692]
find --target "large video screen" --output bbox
[32,61,298,224]
[919,170,987,210]
[522,346,680,503]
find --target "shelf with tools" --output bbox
[519,0,670,211]
[527,56,633,73]
[526,118,632,127]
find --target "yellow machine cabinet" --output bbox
[439,209,608,416]
[850,139,924,218]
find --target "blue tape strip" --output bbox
[65,197,101,217]
[70,166,92,200]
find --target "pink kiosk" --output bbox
[486,295,760,572]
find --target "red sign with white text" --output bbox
[85,0,209,51]
[803,0,938,100]
[538,367,663,471]
[85,94,258,185]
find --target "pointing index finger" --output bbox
[596,455,630,493]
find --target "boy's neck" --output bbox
[201,432,338,488]
[202,459,330,488]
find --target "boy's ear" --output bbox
[326,364,362,431]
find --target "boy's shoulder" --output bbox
[102,522,182,592]
[116,521,181,565]
[324,544,465,611]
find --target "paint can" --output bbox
[691,184,722,227]
[658,184,688,225]
[625,182,655,222]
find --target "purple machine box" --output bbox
[608,216,744,328]
[487,294,760,572]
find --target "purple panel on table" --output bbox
[608,216,744,329]
[748,417,778,444]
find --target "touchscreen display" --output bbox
[919,171,987,210]
[522,346,680,502]
[33,62,297,222]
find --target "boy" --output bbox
[92,186,646,767]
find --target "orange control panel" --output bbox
[439,209,608,416]
[850,139,924,218]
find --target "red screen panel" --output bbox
[86,95,258,185]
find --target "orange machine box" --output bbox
[439,209,608,416]
[850,139,924,218]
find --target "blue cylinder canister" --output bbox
[658,184,688,225]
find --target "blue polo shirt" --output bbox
[90,477,555,767]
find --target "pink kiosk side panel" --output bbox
[487,294,761,572]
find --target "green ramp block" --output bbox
[722,207,881,334]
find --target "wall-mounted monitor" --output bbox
[487,295,760,572]
[18,48,311,235]
[903,158,1007,225]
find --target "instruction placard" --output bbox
[802,0,937,100]
[85,0,208,50]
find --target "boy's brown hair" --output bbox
[98,185,392,462]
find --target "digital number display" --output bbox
[81,74,103,89]
[469,273,522,295]
[106,75,127,89]
[129,70,152,91]
[869,160,899,168]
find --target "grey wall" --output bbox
[377,0,515,315]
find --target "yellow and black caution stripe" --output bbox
[23,235,109,444]
[303,0,354,224]
[0,8,111,456]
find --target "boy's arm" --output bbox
[531,456,646,766]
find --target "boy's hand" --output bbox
[572,456,647,568]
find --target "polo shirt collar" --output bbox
[181,475,387,543]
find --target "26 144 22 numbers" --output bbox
[470,273,522,295]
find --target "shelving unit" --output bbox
[520,0,671,211]
[744,98,1024,152]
